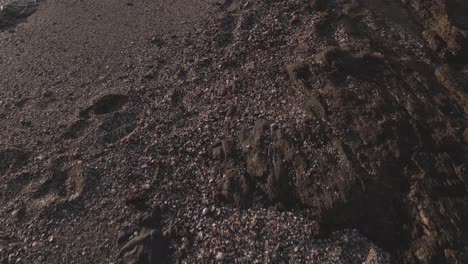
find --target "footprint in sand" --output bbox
[80,94,129,118]
[31,158,85,208]
[0,148,29,176]
[62,94,132,141]
[97,111,138,144]
[62,119,92,140]
[3,172,34,199]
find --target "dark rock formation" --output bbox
[118,207,169,264]
[403,0,468,62]
[0,0,37,30]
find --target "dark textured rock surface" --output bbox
[403,0,468,62]
[118,208,168,264]
[0,0,37,30]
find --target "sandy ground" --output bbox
[1,0,467,263]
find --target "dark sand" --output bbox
[1,0,467,263]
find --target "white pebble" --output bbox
[215,252,225,261]
[202,208,210,216]
[11,210,19,217]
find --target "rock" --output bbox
[238,119,299,207]
[290,15,299,25]
[239,119,270,178]
[456,163,468,188]
[422,30,444,52]
[202,208,210,216]
[434,64,468,114]
[0,0,37,29]
[0,0,36,18]
[119,207,168,264]
[217,169,254,208]
[11,209,19,218]
[404,0,468,61]
[117,231,131,246]
[119,229,168,264]
[215,251,225,261]
[139,207,162,228]
[286,62,313,91]
[211,140,233,161]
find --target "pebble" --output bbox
[215,251,225,261]
[11,209,19,218]
[202,208,210,216]
[48,235,54,243]
[290,15,299,25]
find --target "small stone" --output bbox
[32,242,38,247]
[117,230,130,245]
[11,209,19,218]
[215,251,225,261]
[48,236,54,243]
[290,15,299,25]
[202,208,210,216]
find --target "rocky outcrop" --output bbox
[0,0,37,30]
[215,36,467,264]
[402,0,468,62]
[118,207,169,264]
